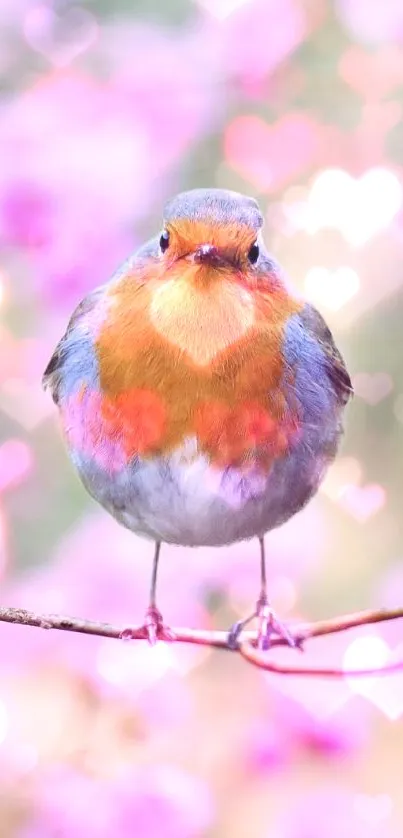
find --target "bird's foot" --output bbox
[121,606,176,646]
[228,594,302,652]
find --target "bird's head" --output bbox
[108,189,295,370]
[122,188,295,367]
[157,188,270,287]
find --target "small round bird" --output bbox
[43,188,352,649]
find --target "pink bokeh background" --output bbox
[0,0,403,834]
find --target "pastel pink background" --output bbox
[0,0,402,835]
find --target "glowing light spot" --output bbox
[269,576,297,613]
[344,636,403,720]
[97,641,175,693]
[304,266,359,310]
[290,167,402,245]
[338,482,386,521]
[320,456,362,501]
[354,793,392,827]
[343,635,389,681]
[196,0,251,20]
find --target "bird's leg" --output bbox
[227,537,300,651]
[255,536,299,650]
[121,542,175,645]
[144,541,175,644]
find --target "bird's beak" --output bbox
[189,244,228,268]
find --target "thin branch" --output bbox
[240,641,403,678]
[0,605,402,677]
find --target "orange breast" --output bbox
[91,268,302,469]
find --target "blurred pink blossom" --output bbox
[244,721,291,773]
[104,23,221,170]
[274,787,399,838]
[18,764,214,838]
[202,0,306,93]
[0,72,147,306]
[0,513,210,695]
[1,180,55,249]
[273,691,370,757]
[245,693,370,774]
[0,48,218,309]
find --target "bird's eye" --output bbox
[248,242,259,264]
[159,230,170,253]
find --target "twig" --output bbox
[240,641,403,678]
[0,605,402,677]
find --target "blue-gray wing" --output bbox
[298,303,353,407]
[42,284,106,405]
[42,236,161,405]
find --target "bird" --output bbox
[43,188,353,650]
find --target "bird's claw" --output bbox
[227,619,246,650]
[144,606,176,645]
[227,596,302,652]
[121,606,176,646]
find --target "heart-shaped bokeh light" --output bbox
[344,636,403,720]
[224,114,319,192]
[23,5,98,67]
[291,167,402,245]
[353,372,393,404]
[304,266,360,311]
[338,483,386,521]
